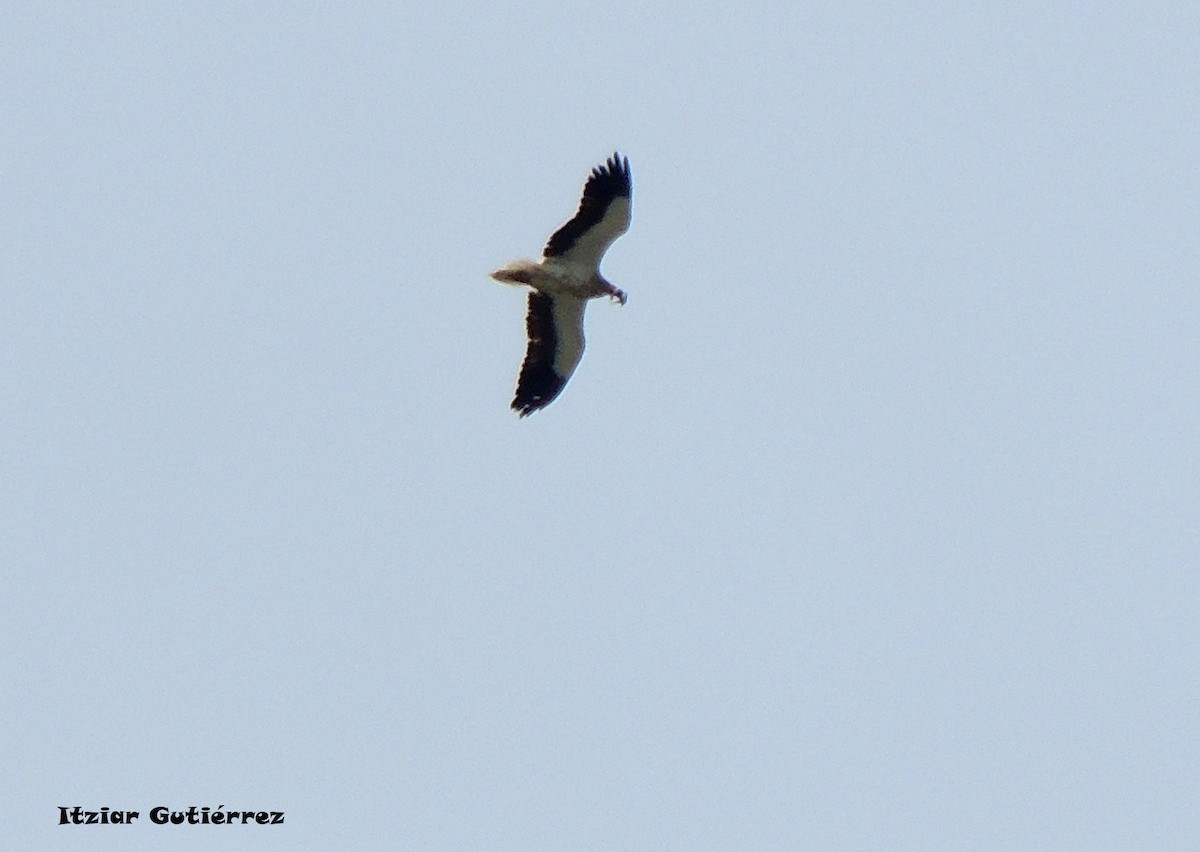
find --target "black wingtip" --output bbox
[595,151,631,193]
[511,367,567,416]
[511,378,566,417]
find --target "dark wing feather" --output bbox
[512,293,565,416]
[543,152,632,260]
[511,293,587,417]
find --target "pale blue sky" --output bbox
[3,2,1198,849]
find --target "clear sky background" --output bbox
[3,2,1197,849]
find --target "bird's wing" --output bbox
[512,292,587,416]
[542,152,632,270]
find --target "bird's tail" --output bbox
[490,260,535,286]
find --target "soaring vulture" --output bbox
[491,152,632,416]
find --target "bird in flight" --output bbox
[491,152,632,416]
